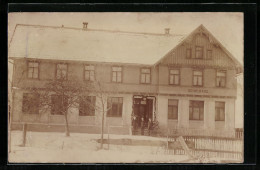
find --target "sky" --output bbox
[8,12,244,128]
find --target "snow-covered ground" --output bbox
[9,131,189,163]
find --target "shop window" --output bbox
[168,99,178,119]
[189,100,204,120]
[107,97,123,117]
[79,96,96,116]
[215,101,225,121]
[22,93,40,114]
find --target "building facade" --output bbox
[9,24,243,137]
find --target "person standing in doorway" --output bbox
[141,117,145,135]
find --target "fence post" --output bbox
[21,123,27,147]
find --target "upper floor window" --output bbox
[51,95,68,115]
[189,100,204,121]
[215,101,225,121]
[112,66,122,83]
[22,93,40,114]
[216,70,226,87]
[169,69,180,85]
[206,50,212,59]
[79,96,96,116]
[195,46,203,59]
[28,61,39,79]
[140,68,151,84]
[193,70,203,86]
[107,97,123,117]
[186,48,192,59]
[85,65,95,81]
[168,99,178,120]
[56,63,68,80]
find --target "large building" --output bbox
[9,23,243,137]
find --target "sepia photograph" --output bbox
[8,12,244,163]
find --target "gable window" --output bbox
[189,100,204,121]
[107,97,123,117]
[85,65,95,81]
[79,96,96,116]
[56,63,68,80]
[186,48,192,59]
[112,66,122,83]
[206,50,212,59]
[22,93,40,114]
[28,61,39,79]
[51,95,68,115]
[195,46,203,59]
[140,68,151,84]
[169,69,180,85]
[193,70,203,86]
[168,99,178,120]
[216,70,226,87]
[215,101,225,121]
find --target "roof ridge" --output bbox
[15,24,185,37]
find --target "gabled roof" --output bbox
[8,24,185,66]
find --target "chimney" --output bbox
[165,28,170,35]
[83,22,88,29]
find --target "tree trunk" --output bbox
[64,112,70,137]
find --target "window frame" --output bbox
[107,97,123,117]
[206,49,213,59]
[192,70,203,87]
[186,48,192,59]
[79,96,96,116]
[216,70,227,88]
[56,63,68,80]
[189,100,204,121]
[84,65,95,81]
[215,101,225,121]
[111,66,123,83]
[140,68,151,84]
[22,93,40,114]
[169,68,180,85]
[168,99,178,120]
[27,61,39,79]
[194,46,204,59]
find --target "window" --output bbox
[51,95,68,115]
[216,70,226,87]
[168,99,178,119]
[193,70,203,86]
[22,93,40,114]
[206,50,212,59]
[79,96,96,116]
[215,101,225,121]
[189,101,204,120]
[169,69,180,85]
[107,97,123,117]
[85,65,95,81]
[140,68,151,84]
[186,48,192,59]
[56,64,68,79]
[28,61,39,79]
[195,46,203,59]
[112,66,122,83]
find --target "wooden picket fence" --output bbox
[166,135,243,160]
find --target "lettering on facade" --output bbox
[188,89,208,93]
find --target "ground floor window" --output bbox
[215,101,225,121]
[51,95,68,115]
[79,96,96,116]
[168,99,178,119]
[189,100,204,120]
[22,93,40,114]
[107,97,123,117]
